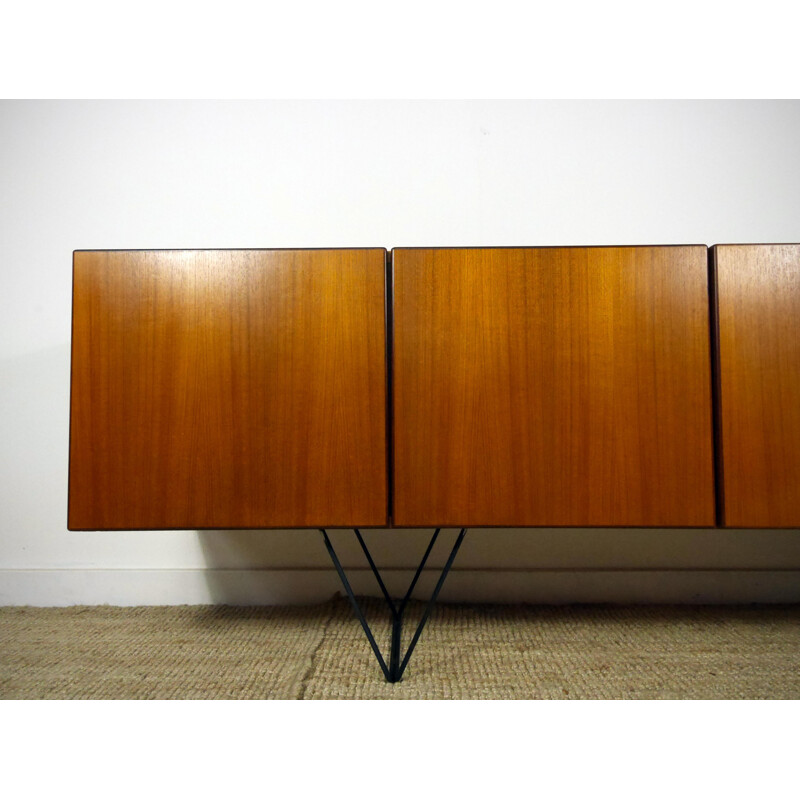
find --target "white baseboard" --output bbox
[1,568,799,606]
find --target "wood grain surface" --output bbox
[715,244,800,528]
[392,247,716,527]
[69,249,388,529]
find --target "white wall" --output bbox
[2,100,800,606]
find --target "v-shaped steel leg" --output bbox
[320,528,468,683]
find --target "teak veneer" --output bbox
[392,246,716,527]
[68,244,800,531]
[68,249,388,530]
[713,244,800,528]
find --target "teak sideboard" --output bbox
[68,244,800,681]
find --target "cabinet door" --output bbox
[69,249,388,529]
[714,244,800,527]
[392,247,715,527]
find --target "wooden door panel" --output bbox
[69,249,388,529]
[392,247,715,527]
[715,244,800,527]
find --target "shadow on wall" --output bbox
[197,525,800,605]
[197,527,445,605]
[198,529,321,604]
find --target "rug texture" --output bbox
[1,599,799,699]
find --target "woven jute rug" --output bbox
[2,599,799,699]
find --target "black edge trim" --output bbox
[708,246,725,527]
[71,247,388,254]
[390,244,709,252]
[67,252,77,529]
[385,249,394,527]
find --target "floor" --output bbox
[2,598,799,699]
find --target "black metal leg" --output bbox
[320,529,391,681]
[319,528,468,683]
